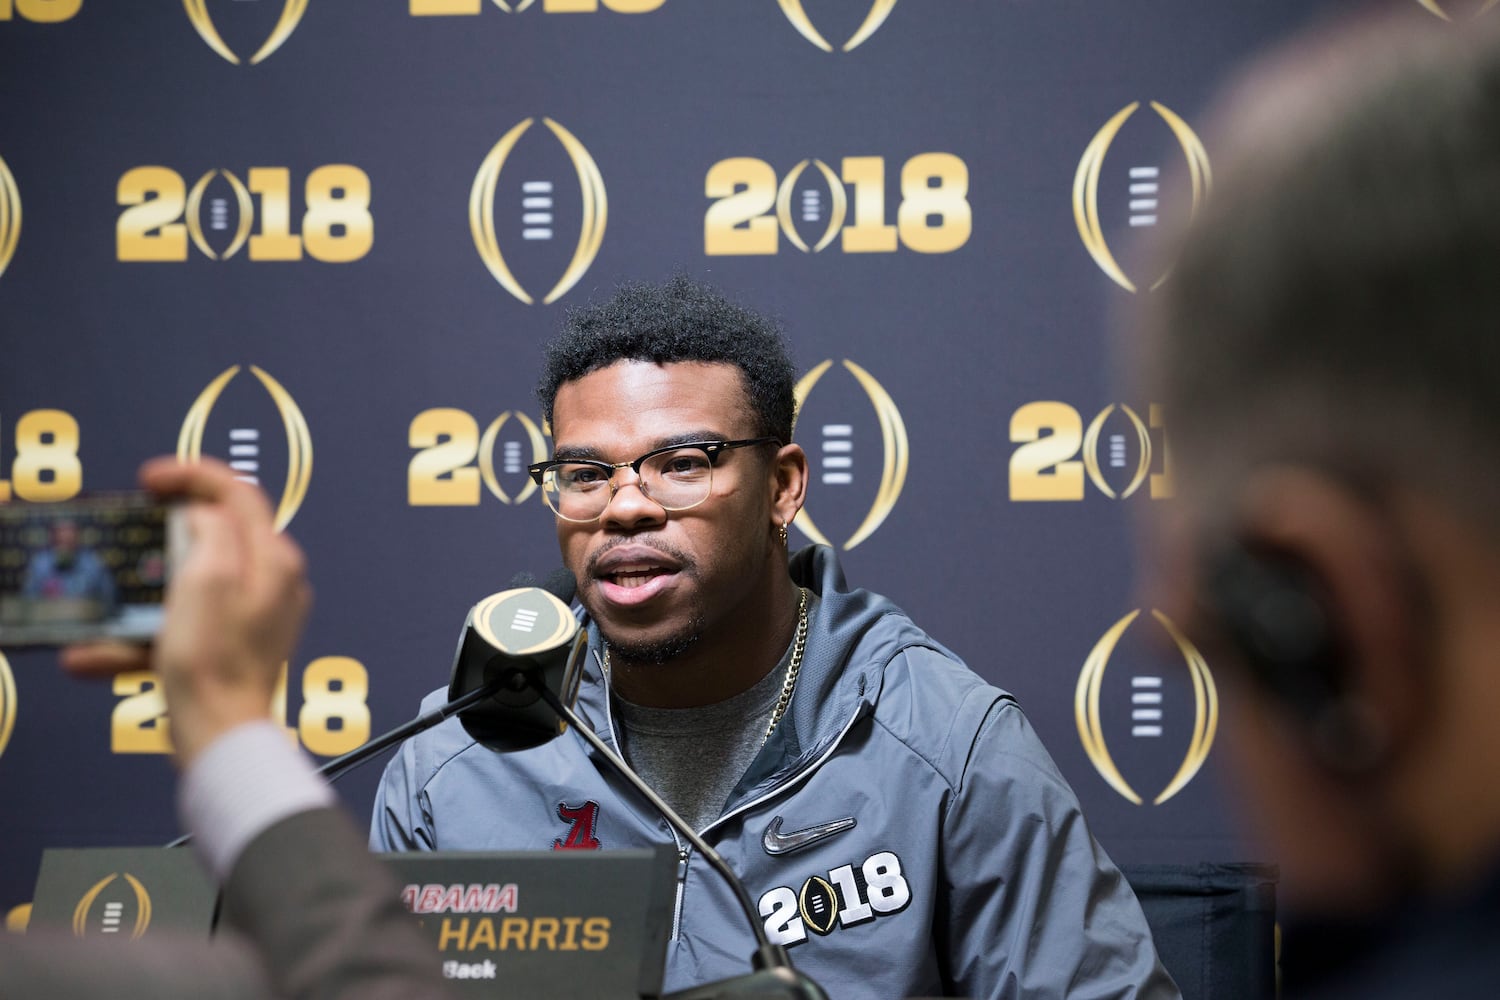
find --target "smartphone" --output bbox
[0,494,186,647]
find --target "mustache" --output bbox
[584,537,696,578]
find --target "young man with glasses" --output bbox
[371,275,1175,999]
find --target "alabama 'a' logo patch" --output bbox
[552,801,601,851]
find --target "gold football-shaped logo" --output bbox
[779,0,897,52]
[0,153,20,281]
[792,360,908,551]
[797,876,840,935]
[183,0,309,65]
[470,118,606,305]
[1074,102,1211,293]
[774,159,846,253]
[72,873,152,940]
[1076,610,1218,806]
[0,652,15,763]
[1081,404,1153,500]
[178,365,313,532]
[182,169,254,259]
[472,587,579,657]
[478,411,549,504]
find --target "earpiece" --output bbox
[1202,543,1345,721]
[1200,543,1386,771]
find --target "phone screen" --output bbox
[0,494,178,647]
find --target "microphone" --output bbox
[446,573,587,752]
[165,571,584,847]
[311,569,582,782]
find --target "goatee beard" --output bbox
[602,614,704,666]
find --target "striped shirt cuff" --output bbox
[178,720,336,881]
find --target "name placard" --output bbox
[383,847,676,998]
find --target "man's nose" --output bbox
[599,468,665,528]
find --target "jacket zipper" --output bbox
[672,847,689,941]
[594,648,692,940]
[703,699,869,838]
[679,701,870,941]
[592,646,870,943]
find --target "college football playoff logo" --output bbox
[72,873,152,940]
[759,850,912,948]
[183,0,309,65]
[0,153,19,281]
[183,169,252,259]
[1076,609,1217,805]
[178,365,313,531]
[478,411,548,504]
[779,0,897,52]
[1081,404,1153,499]
[1074,101,1211,293]
[777,159,845,252]
[792,360,907,551]
[469,118,606,305]
[0,652,15,763]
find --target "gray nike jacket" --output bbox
[371,545,1180,999]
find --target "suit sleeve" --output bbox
[0,812,448,1000]
[222,807,452,1000]
[0,929,270,1000]
[940,698,1181,1000]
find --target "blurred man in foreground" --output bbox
[0,459,450,999]
[1142,11,1500,998]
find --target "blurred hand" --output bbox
[62,458,311,767]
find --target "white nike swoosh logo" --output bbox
[762,815,857,856]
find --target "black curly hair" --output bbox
[537,275,797,443]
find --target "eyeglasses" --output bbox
[528,437,781,523]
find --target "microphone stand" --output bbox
[315,677,507,781]
[164,678,511,849]
[530,682,828,1000]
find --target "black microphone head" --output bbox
[543,567,577,605]
[508,570,538,589]
[448,586,585,752]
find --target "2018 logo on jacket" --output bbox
[757,849,911,947]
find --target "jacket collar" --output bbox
[569,545,932,800]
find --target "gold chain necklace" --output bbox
[762,587,809,746]
[601,586,809,748]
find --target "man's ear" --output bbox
[1204,467,1424,774]
[769,443,809,533]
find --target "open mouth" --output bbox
[605,565,674,590]
[590,546,686,607]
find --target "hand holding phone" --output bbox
[22,458,312,767]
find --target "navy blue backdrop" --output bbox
[0,0,1448,923]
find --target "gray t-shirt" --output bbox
[613,597,812,833]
